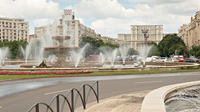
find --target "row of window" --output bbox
[0,36,26,40]
[0,22,27,28]
[0,29,27,33]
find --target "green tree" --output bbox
[80,36,119,57]
[147,42,161,56]
[128,48,138,55]
[158,34,187,57]
[0,40,28,59]
[190,46,200,58]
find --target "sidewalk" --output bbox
[77,90,150,112]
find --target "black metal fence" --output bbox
[27,81,99,112]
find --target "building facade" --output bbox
[178,11,200,48]
[0,18,28,41]
[118,25,163,50]
[35,9,98,47]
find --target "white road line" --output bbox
[136,81,162,84]
[44,89,70,95]
[0,106,2,109]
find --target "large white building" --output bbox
[35,9,98,47]
[178,11,200,48]
[118,25,163,50]
[0,18,28,41]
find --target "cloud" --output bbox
[0,0,62,33]
[33,18,54,26]
[91,18,145,38]
[0,0,198,38]
[137,0,187,4]
[69,0,199,38]
[0,0,61,19]
[69,0,136,20]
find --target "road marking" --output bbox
[44,89,70,95]
[136,81,162,84]
[0,106,2,109]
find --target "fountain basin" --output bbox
[0,62,198,73]
[141,80,200,112]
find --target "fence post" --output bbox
[35,104,39,112]
[71,89,74,112]
[83,85,86,109]
[97,81,99,103]
[56,95,60,112]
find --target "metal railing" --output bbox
[27,81,99,112]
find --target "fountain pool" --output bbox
[165,85,200,112]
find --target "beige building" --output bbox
[178,11,200,48]
[118,25,163,50]
[35,9,98,47]
[0,17,28,41]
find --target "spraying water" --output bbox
[100,46,118,67]
[110,49,118,67]
[0,47,9,66]
[137,45,152,67]
[99,52,105,64]
[20,46,25,58]
[46,55,57,64]
[71,44,89,68]
[24,38,45,64]
[118,45,130,65]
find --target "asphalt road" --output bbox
[0,72,200,112]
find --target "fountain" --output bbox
[165,86,200,112]
[46,55,57,64]
[0,47,9,66]
[20,38,45,64]
[138,45,152,67]
[45,35,77,67]
[70,44,89,68]
[99,52,105,64]
[0,9,197,71]
[99,47,118,68]
[118,45,130,65]
[138,29,151,67]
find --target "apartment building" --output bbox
[35,9,98,47]
[0,18,28,41]
[178,11,200,48]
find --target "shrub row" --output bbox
[0,71,92,75]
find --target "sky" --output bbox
[0,0,199,38]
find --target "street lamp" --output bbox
[141,29,149,44]
[141,29,149,68]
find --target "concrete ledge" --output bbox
[141,80,200,112]
[0,63,198,72]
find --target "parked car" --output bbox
[184,58,197,63]
[146,57,153,62]
[160,57,168,62]
[172,58,178,62]
[178,58,184,62]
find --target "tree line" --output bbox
[0,40,27,59]
[81,34,200,58]
[1,34,200,59]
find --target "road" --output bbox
[0,72,200,112]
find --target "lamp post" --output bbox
[141,29,149,44]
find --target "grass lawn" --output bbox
[0,68,200,81]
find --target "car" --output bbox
[160,57,168,62]
[172,58,178,62]
[178,58,184,62]
[146,57,153,62]
[184,58,196,63]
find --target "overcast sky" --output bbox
[0,0,199,38]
